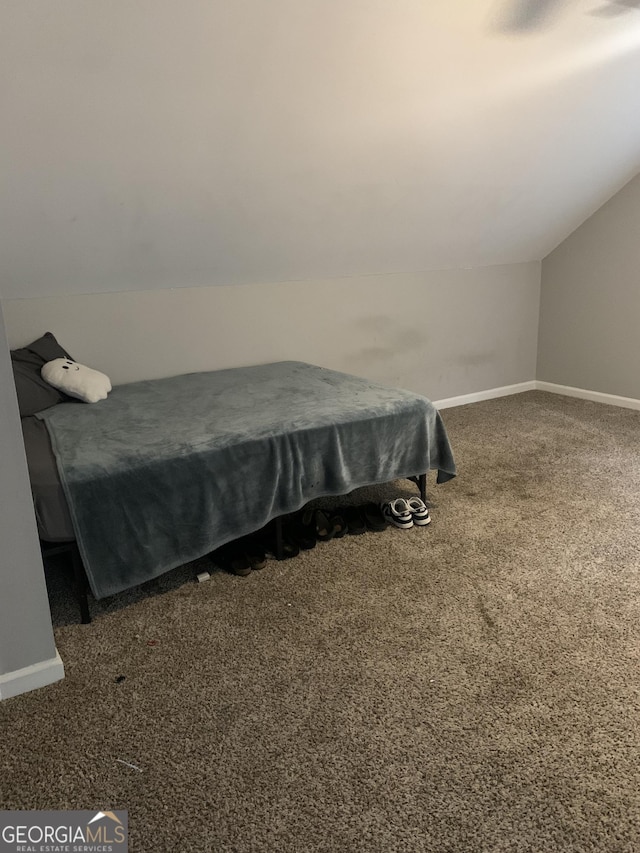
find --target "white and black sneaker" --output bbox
[407,497,431,526]
[381,498,414,529]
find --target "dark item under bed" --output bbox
[27,361,456,602]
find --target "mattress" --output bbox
[30,361,456,599]
[21,414,75,542]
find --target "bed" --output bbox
[14,336,456,621]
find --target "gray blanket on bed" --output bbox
[38,361,456,599]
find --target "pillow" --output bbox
[41,358,112,404]
[10,332,74,417]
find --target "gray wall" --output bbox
[538,172,640,399]
[3,262,541,403]
[0,305,59,683]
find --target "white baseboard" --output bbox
[535,381,640,411]
[433,379,640,411]
[433,381,536,410]
[0,650,65,701]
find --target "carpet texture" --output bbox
[2,391,640,852]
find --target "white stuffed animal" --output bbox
[41,358,112,403]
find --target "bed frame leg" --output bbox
[71,543,92,624]
[408,474,428,503]
[274,516,284,561]
[418,473,427,504]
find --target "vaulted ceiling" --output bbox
[2,0,640,298]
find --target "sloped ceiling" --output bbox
[2,0,640,298]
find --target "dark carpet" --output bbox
[2,391,640,852]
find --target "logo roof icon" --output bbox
[88,811,123,825]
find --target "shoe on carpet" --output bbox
[313,509,336,542]
[241,533,268,569]
[406,497,431,526]
[361,502,387,532]
[256,525,301,560]
[381,498,414,529]
[213,542,252,576]
[287,509,318,550]
[341,505,367,536]
[329,512,348,538]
